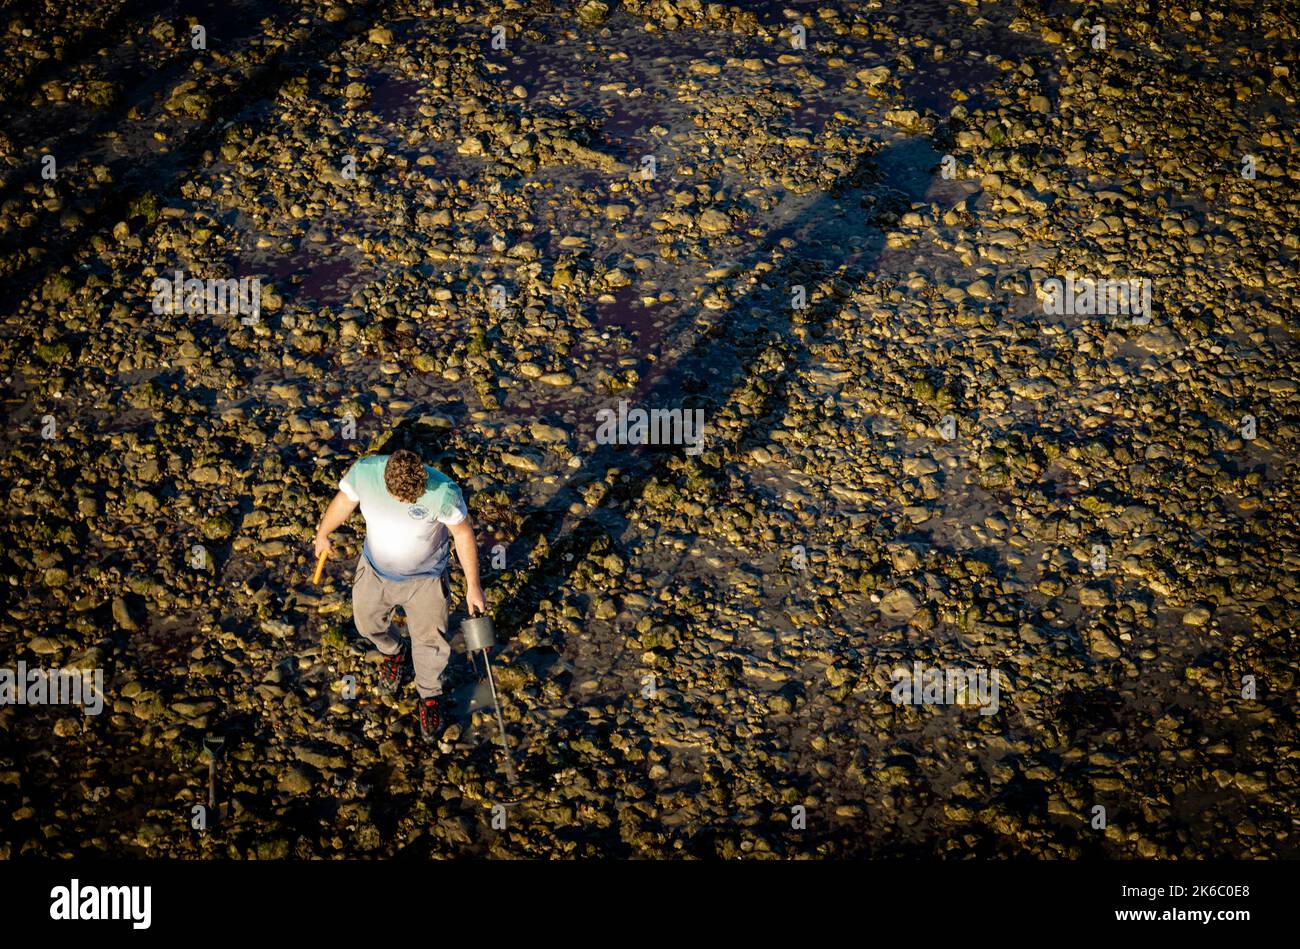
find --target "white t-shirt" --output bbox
[339,455,468,581]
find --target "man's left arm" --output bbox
[448,519,486,614]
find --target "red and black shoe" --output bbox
[377,642,407,696]
[417,697,441,743]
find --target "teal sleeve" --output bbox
[339,461,362,501]
[437,483,468,525]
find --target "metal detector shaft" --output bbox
[480,649,517,786]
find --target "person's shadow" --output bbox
[384,130,950,693]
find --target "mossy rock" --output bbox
[279,76,309,101]
[83,80,120,108]
[200,516,233,542]
[41,274,75,303]
[35,341,71,364]
[320,627,348,652]
[127,191,162,224]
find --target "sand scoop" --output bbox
[203,734,225,820]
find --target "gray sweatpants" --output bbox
[352,555,451,698]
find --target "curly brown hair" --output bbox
[384,450,427,503]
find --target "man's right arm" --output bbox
[315,490,359,556]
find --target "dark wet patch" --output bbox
[592,94,672,160]
[298,256,357,303]
[783,82,853,138]
[594,284,668,362]
[230,246,361,306]
[899,57,1003,115]
[369,73,422,124]
[128,613,204,667]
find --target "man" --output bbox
[314,449,486,742]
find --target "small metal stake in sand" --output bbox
[203,735,225,813]
[461,613,517,787]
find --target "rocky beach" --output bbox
[0,0,1296,858]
